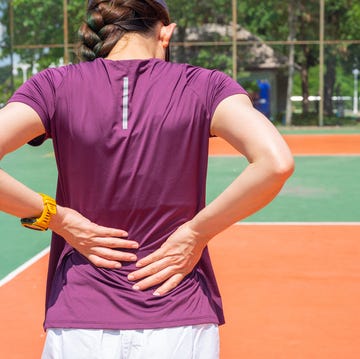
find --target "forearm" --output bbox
[0,168,43,218]
[0,168,138,269]
[128,159,293,295]
[189,160,291,240]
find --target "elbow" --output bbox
[276,156,295,182]
[271,153,295,182]
[0,143,7,162]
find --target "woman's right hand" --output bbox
[49,205,139,269]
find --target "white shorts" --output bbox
[41,324,219,359]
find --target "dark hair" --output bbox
[77,0,170,62]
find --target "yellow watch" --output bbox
[21,193,57,231]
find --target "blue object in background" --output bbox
[255,80,271,118]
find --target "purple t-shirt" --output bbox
[10,58,247,330]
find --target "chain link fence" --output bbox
[1,0,359,126]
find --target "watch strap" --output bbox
[21,193,57,231]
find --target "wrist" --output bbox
[185,219,212,245]
[187,209,227,243]
[21,193,57,231]
[48,204,66,232]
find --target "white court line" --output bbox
[236,222,360,226]
[0,246,50,288]
[1,221,360,286]
[291,154,360,157]
[209,154,360,157]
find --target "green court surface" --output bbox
[0,141,56,279]
[277,125,360,134]
[207,156,360,222]
[1,142,359,279]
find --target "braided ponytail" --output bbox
[77,0,170,62]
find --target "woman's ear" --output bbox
[160,23,177,48]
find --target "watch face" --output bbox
[20,218,46,231]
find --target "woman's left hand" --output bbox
[127,222,209,296]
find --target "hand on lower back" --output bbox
[127,222,209,296]
[49,206,139,269]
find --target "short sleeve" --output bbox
[207,70,248,118]
[8,67,67,139]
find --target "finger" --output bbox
[135,248,167,268]
[88,254,123,269]
[96,237,139,250]
[131,266,174,291]
[128,257,171,282]
[93,247,137,262]
[153,273,185,296]
[93,224,129,239]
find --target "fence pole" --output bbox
[9,0,15,92]
[63,0,69,64]
[285,0,296,126]
[319,0,325,126]
[232,0,237,81]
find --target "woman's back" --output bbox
[10,57,246,330]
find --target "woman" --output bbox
[0,0,294,358]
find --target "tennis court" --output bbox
[1,133,360,358]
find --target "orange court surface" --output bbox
[1,133,360,359]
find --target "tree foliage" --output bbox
[1,0,85,66]
[0,0,359,117]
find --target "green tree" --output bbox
[297,0,319,114]
[2,0,359,117]
[321,0,360,115]
[169,0,232,70]
[0,0,86,104]
[2,0,85,67]
[239,0,360,117]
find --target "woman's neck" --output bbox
[105,33,161,61]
